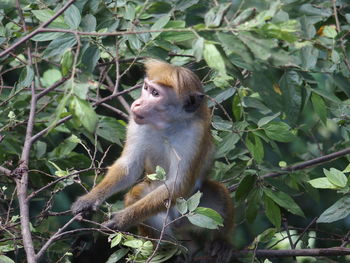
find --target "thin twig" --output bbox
[293,217,318,247]
[332,0,350,72]
[228,147,350,191]
[35,214,81,261]
[0,165,11,176]
[231,247,350,257]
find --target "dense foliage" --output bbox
[1,0,350,262]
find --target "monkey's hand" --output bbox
[102,210,132,231]
[71,195,99,216]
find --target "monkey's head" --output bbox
[131,60,206,129]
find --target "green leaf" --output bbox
[323,168,347,188]
[195,207,223,225]
[105,248,129,263]
[0,255,15,263]
[317,195,350,223]
[263,122,295,143]
[35,141,47,159]
[193,37,204,62]
[61,49,74,76]
[175,0,199,11]
[263,195,281,228]
[187,191,202,212]
[279,71,302,124]
[231,7,255,25]
[32,9,65,23]
[17,66,34,89]
[237,31,273,61]
[49,135,79,159]
[232,94,242,120]
[73,96,98,133]
[41,69,62,87]
[147,166,166,181]
[212,116,232,131]
[308,177,338,189]
[322,25,337,38]
[124,3,136,20]
[246,133,264,163]
[343,164,350,173]
[151,14,171,39]
[110,233,123,248]
[96,117,125,145]
[204,3,231,28]
[203,43,226,76]
[257,112,280,127]
[81,14,96,32]
[278,161,287,168]
[31,32,65,41]
[176,197,188,214]
[215,132,240,158]
[187,207,223,229]
[123,239,143,248]
[48,91,71,133]
[64,4,81,29]
[43,34,77,58]
[257,228,277,243]
[311,93,327,125]
[139,241,153,257]
[264,189,305,217]
[236,174,257,202]
[81,45,100,73]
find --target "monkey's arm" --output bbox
[71,154,144,215]
[103,182,183,230]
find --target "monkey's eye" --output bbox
[151,89,159,97]
[144,84,148,90]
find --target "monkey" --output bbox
[71,59,235,262]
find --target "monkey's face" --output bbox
[131,78,180,129]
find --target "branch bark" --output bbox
[0,165,11,176]
[232,247,350,257]
[35,214,80,261]
[229,147,350,191]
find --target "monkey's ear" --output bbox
[183,92,205,113]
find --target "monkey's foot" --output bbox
[102,211,130,230]
[205,239,233,263]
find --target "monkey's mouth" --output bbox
[133,113,144,120]
[133,113,146,124]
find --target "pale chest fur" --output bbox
[129,120,204,181]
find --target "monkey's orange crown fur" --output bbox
[144,59,203,98]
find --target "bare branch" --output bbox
[229,147,350,191]
[333,0,350,73]
[30,115,72,144]
[0,165,11,176]
[35,214,81,261]
[232,247,350,257]
[36,75,71,100]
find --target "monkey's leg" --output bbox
[196,180,236,263]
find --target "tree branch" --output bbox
[35,214,80,261]
[232,247,350,257]
[0,165,11,176]
[229,147,350,191]
[332,0,350,73]
[0,0,77,58]
[36,75,70,100]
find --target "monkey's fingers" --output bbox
[71,197,97,216]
